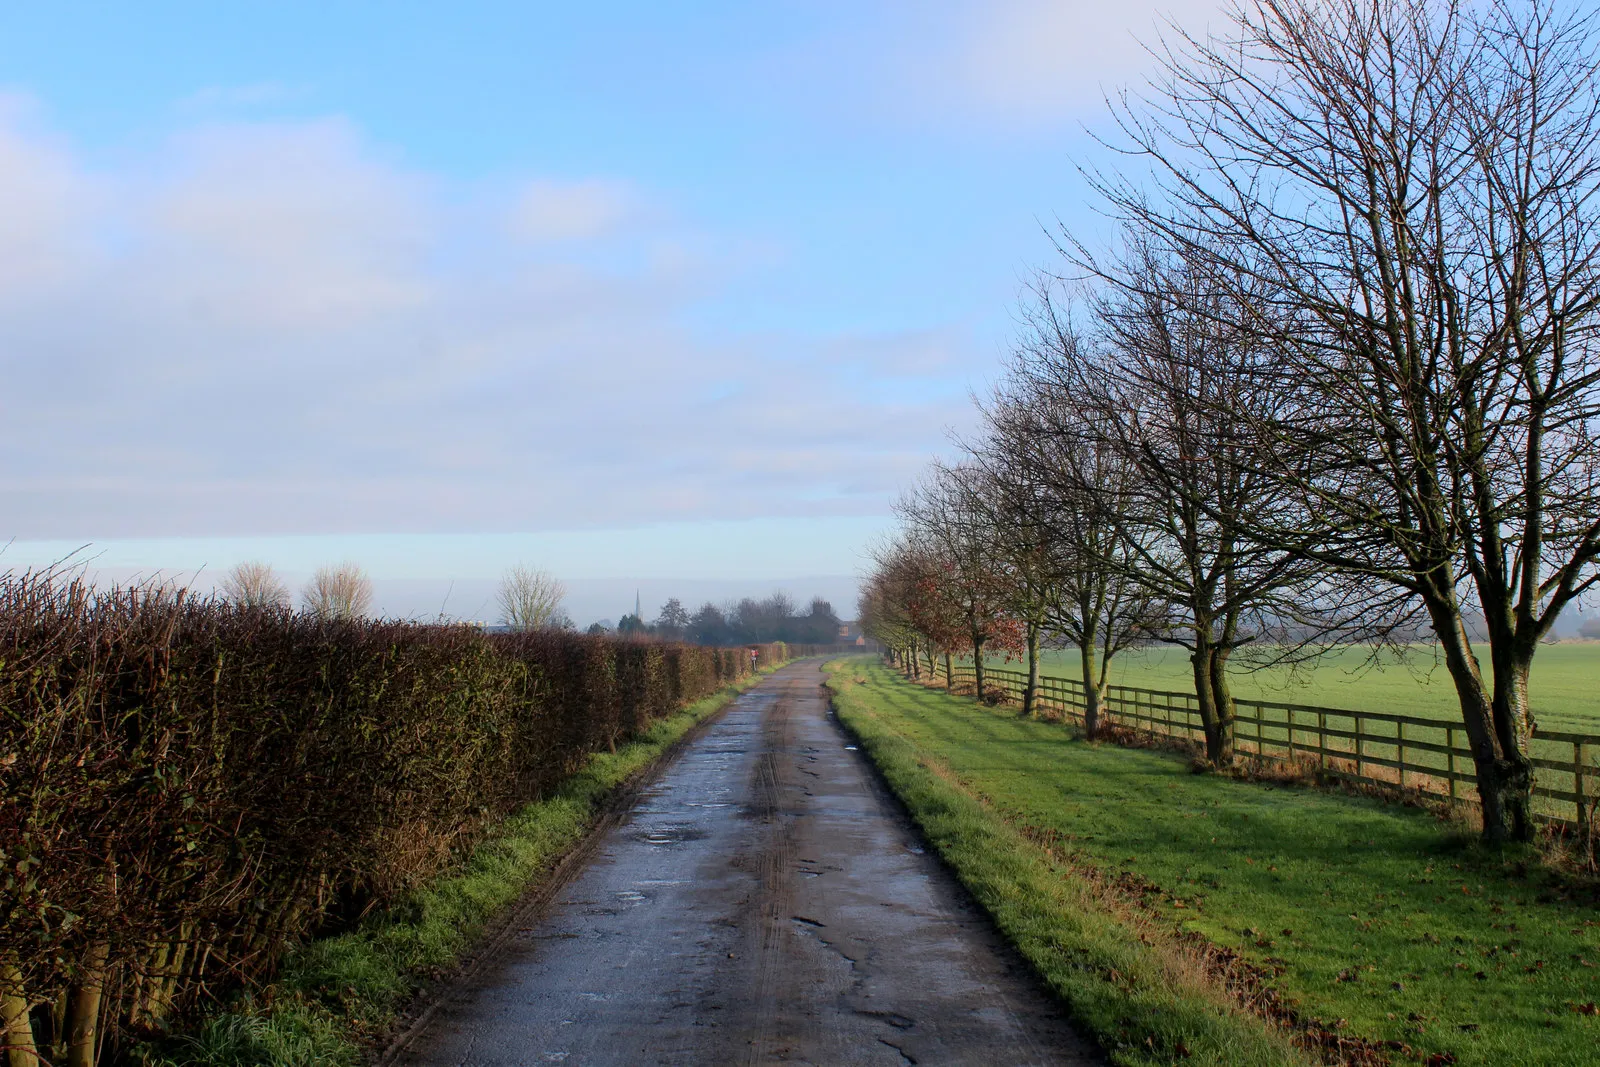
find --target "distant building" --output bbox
[837,621,868,647]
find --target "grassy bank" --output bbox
[966,642,1600,730]
[825,658,1600,1067]
[136,669,776,1067]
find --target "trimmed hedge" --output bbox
[0,573,787,1066]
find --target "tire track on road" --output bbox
[394,662,1100,1066]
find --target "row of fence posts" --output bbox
[915,655,1596,842]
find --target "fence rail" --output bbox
[926,660,1597,833]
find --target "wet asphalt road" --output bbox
[393,661,1099,1066]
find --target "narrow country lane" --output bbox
[390,660,1100,1066]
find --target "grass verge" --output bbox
[134,668,778,1067]
[824,657,1600,1067]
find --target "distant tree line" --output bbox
[217,563,845,648]
[862,0,1600,846]
[610,592,843,646]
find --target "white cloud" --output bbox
[0,93,96,293]
[946,0,1222,121]
[769,0,1227,130]
[0,107,971,541]
[510,178,638,242]
[175,82,311,117]
[142,119,435,329]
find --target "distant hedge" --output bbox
[0,574,789,1067]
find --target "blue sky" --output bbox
[0,0,1221,621]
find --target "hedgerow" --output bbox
[0,573,785,1066]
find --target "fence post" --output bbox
[1287,708,1296,764]
[1577,740,1589,847]
[1398,721,1406,790]
[1448,728,1459,801]
[1355,715,1365,780]
[1318,710,1327,769]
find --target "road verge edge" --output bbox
[822,657,1310,1067]
[135,667,781,1067]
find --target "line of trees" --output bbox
[862,0,1600,844]
[215,565,848,648]
[645,592,844,647]
[219,561,576,631]
[219,560,375,620]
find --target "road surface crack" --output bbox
[878,1037,918,1064]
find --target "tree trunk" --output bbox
[1080,642,1101,739]
[909,639,921,680]
[1488,647,1537,842]
[65,942,107,1067]
[1191,634,1234,766]
[924,646,936,680]
[944,652,953,691]
[1,963,37,1067]
[1023,622,1041,718]
[1210,645,1236,766]
[971,636,986,699]
[1427,601,1519,842]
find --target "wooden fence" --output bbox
[930,660,1597,835]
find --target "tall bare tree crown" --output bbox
[301,562,374,620]
[496,565,567,631]
[218,561,290,609]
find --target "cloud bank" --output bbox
[0,97,973,540]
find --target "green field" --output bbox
[827,658,1600,1067]
[971,642,1600,731]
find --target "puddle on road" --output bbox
[632,822,709,847]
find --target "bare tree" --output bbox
[1078,243,1397,765]
[1098,0,1600,838]
[863,533,970,683]
[896,470,1023,698]
[860,538,930,676]
[496,565,567,631]
[981,302,1166,735]
[302,562,374,620]
[943,454,1060,716]
[218,560,290,609]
